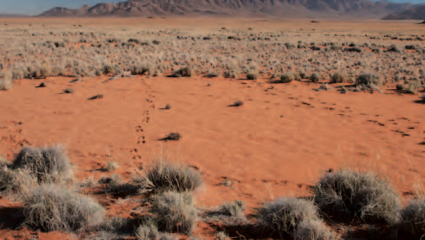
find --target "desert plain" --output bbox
[0,17,424,240]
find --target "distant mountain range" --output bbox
[383,4,425,20]
[38,0,415,19]
[0,14,29,18]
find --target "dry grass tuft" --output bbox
[150,191,198,234]
[313,169,401,224]
[0,71,12,90]
[146,161,202,193]
[255,197,319,235]
[12,145,73,184]
[204,200,246,224]
[295,219,338,240]
[355,73,382,87]
[330,72,347,83]
[309,73,321,83]
[22,184,105,232]
[171,66,193,77]
[398,198,425,237]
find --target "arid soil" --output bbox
[0,18,424,240]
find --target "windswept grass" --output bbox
[22,184,105,232]
[313,169,401,224]
[146,161,202,193]
[150,191,198,234]
[255,197,319,235]
[12,145,73,184]
[398,198,425,237]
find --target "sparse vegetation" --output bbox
[150,191,198,234]
[204,200,246,224]
[330,72,347,84]
[398,198,425,237]
[309,73,321,83]
[280,72,296,83]
[12,145,73,184]
[171,66,193,77]
[313,169,401,224]
[356,73,382,87]
[106,161,118,171]
[146,161,202,193]
[22,184,105,232]
[255,197,319,235]
[246,71,258,80]
[295,219,338,240]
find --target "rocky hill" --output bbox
[383,4,425,20]
[38,0,412,18]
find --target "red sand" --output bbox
[0,75,424,238]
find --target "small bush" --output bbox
[396,83,404,90]
[330,72,346,83]
[0,168,37,195]
[12,145,73,184]
[309,73,321,83]
[232,100,243,107]
[131,63,150,75]
[135,224,159,240]
[223,70,239,79]
[172,66,192,77]
[216,200,245,218]
[399,198,425,237]
[204,200,246,224]
[299,69,306,79]
[255,197,318,235]
[295,219,338,240]
[0,78,12,91]
[216,231,230,240]
[246,71,258,80]
[146,161,202,193]
[150,191,198,234]
[106,161,118,171]
[405,81,421,94]
[356,73,382,87]
[0,168,19,193]
[22,184,105,232]
[39,64,52,79]
[64,88,73,94]
[313,169,401,224]
[280,72,296,83]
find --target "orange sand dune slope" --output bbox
[0,76,424,209]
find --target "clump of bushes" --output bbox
[0,71,12,91]
[356,73,382,87]
[313,169,401,224]
[22,184,105,232]
[131,62,150,75]
[223,70,239,79]
[246,71,258,80]
[280,72,298,83]
[309,73,321,83]
[171,66,193,77]
[330,71,347,83]
[146,161,202,193]
[405,81,421,94]
[150,191,198,234]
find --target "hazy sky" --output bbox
[0,0,424,15]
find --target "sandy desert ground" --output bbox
[0,18,424,240]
